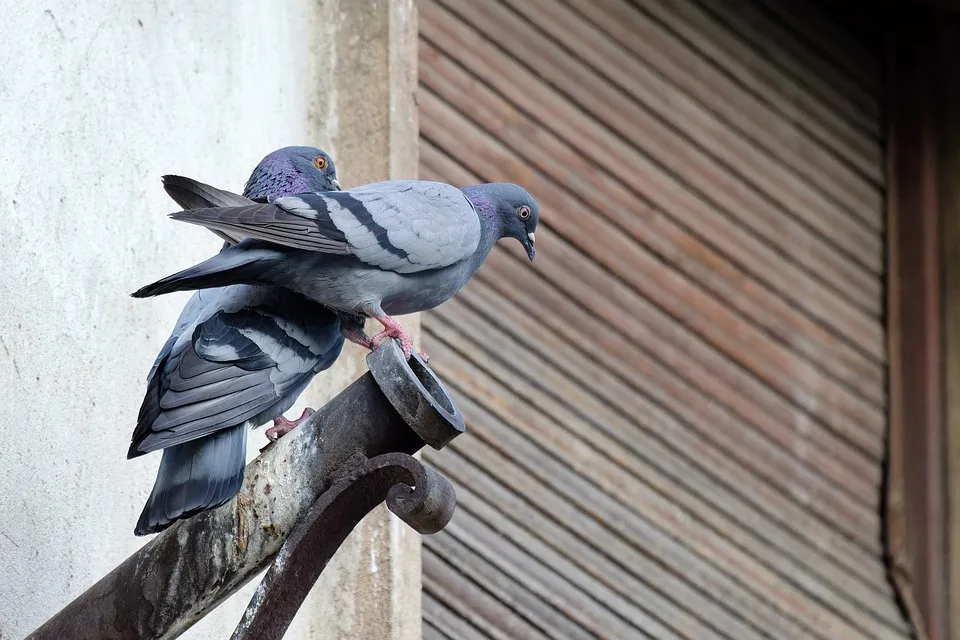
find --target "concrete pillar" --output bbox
[0,0,419,638]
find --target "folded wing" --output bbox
[167,180,482,274]
[129,288,344,457]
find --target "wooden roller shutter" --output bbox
[418,0,909,638]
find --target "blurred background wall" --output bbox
[0,1,417,638]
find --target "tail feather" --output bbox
[162,175,254,247]
[162,175,252,210]
[134,423,248,536]
[131,244,280,298]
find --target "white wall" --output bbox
[0,1,418,638]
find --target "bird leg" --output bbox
[338,313,377,350]
[341,326,376,350]
[266,407,315,442]
[345,311,429,363]
[370,315,419,360]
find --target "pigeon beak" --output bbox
[524,232,536,261]
[332,179,343,191]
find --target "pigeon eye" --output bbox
[314,156,328,170]
[518,205,531,220]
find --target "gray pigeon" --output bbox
[131,181,540,359]
[131,146,345,536]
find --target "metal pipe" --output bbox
[27,340,465,640]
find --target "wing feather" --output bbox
[166,180,482,273]
[128,290,344,458]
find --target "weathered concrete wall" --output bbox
[0,1,418,638]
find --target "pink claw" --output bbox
[371,315,414,359]
[265,407,315,442]
[342,326,376,350]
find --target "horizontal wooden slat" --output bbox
[430,433,774,639]
[420,156,886,557]
[688,0,881,139]
[424,593,494,640]
[422,620,449,640]
[431,379,887,640]
[420,0,882,317]
[419,40,885,389]
[432,511,660,639]
[420,139,884,461]
[428,531,603,640]
[421,142,884,495]
[428,295,903,617]
[566,0,883,229]
[448,279,887,574]
[424,553,553,640]
[754,0,883,95]
[643,0,880,158]
[419,94,885,455]
[429,456,719,639]
[420,1,903,638]
[431,0,883,275]
[502,0,882,242]
[424,330,906,639]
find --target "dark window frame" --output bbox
[885,10,959,640]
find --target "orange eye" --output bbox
[518,205,531,220]
[314,156,327,170]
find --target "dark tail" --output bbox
[131,243,281,298]
[162,175,254,247]
[134,424,247,536]
[162,175,252,210]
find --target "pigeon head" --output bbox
[243,146,341,199]
[463,183,539,261]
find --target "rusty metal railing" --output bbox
[28,340,464,640]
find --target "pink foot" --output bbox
[342,326,376,350]
[371,315,414,359]
[266,407,315,442]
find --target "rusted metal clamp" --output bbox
[231,340,463,639]
[27,339,465,640]
[231,451,456,640]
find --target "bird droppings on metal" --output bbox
[369,524,380,574]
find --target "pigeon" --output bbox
[132,181,540,359]
[130,146,346,536]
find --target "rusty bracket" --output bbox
[231,451,456,640]
[27,339,466,640]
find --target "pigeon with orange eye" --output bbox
[129,145,346,536]
[135,180,541,362]
[240,146,342,198]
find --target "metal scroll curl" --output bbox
[231,451,457,640]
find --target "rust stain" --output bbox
[236,493,251,556]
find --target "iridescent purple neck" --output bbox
[461,186,503,271]
[462,186,501,238]
[243,154,314,199]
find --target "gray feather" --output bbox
[130,240,287,298]
[162,175,256,245]
[166,180,481,274]
[320,181,480,273]
[130,286,343,457]
[135,180,539,349]
[168,202,350,254]
[162,175,254,210]
[134,422,247,535]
